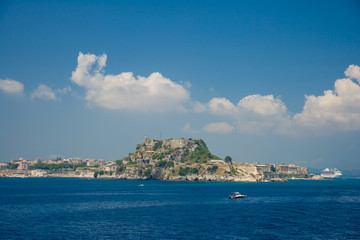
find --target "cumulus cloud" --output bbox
[68,53,359,135]
[207,94,288,117]
[71,52,190,111]
[208,97,239,116]
[345,64,360,83]
[31,85,57,101]
[203,94,291,135]
[203,122,235,134]
[0,78,24,94]
[202,64,360,135]
[237,94,287,116]
[235,94,291,135]
[294,77,360,131]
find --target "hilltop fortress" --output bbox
[124,137,216,164]
[0,137,312,181]
[112,136,261,181]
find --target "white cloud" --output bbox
[237,94,287,116]
[294,77,360,131]
[68,53,360,136]
[0,78,24,94]
[203,122,235,134]
[208,97,239,116]
[71,52,190,111]
[200,64,360,135]
[236,94,291,135]
[345,64,360,83]
[207,95,287,118]
[182,122,200,134]
[31,85,57,101]
[204,95,291,135]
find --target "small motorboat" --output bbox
[229,192,246,199]
[139,184,144,187]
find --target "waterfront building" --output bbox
[86,159,95,167]
[210,160,225,164]
[104,163,117,172]
[0,162,7,169]
[276,163,308,175]
[17,160,29,170]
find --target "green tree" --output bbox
[224,156,232,163]
[127,160,137,165]
[191,168,199,174]
[8,163,18,169]
[166,161,174,168]
[179,167,199,176]
[207,165,218,174]
[116,166,126,174]
[152,141,163,151]
[144,169,151,176]
[156,160,167,168]
[179,167,190,176]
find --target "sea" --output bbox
[0,178,359,240]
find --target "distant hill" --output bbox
[122,137,221,164]
[116,137,261,181]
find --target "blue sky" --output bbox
[0,0,359,170]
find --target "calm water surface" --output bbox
[0,178,359,239]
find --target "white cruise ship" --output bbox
[321,168,343,178]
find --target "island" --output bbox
[0,137,320,181]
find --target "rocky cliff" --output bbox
[115,137,263,182]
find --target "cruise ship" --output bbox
[321,168,343,178]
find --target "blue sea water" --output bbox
[0,178,359,239]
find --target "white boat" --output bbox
[321,168,343,178]
[229,192,246,199]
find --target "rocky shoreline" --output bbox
[0,167,322,182]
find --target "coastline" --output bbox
[0,169,323,182]
[1,138,322,182]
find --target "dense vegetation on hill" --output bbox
[181,140,221,163]
[122,138,222,165]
